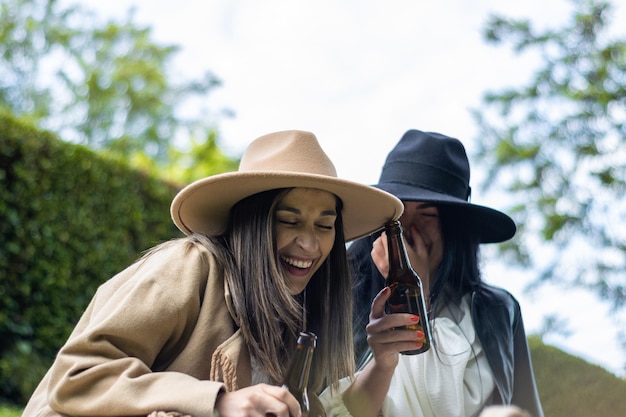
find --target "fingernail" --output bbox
[416,342,424,348]
[416,331,425,339]
[382,287,390,294]
[411,316,419,322]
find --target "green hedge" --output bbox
[0,112,183,405]
[529,336,626,416]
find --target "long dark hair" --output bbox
[213,188,354,392]
[428,204,482,315]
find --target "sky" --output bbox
[64,0,626,376]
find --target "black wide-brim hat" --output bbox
[375,129,516,243]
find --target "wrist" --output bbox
[213,389,225,417]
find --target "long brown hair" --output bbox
[211,188,354,392]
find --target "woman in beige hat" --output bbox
[22,130,403,417]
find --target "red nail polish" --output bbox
[382,287,390,294]
[411,316,419,322]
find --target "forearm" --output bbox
[342,360,394,417]
[48,354,224,417]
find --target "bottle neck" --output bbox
[283,332,316,392]
[385,221,413,276]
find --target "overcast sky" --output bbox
[67,0,626,376]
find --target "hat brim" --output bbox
[376,182,516,243]
[171,171,404,242]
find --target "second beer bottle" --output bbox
[281,331,317,416]
[384,219,431,355]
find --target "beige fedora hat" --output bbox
[171,130,403,241]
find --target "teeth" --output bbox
[282,257,313,269]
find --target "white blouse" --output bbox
[322,294,496,417]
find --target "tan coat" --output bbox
[23,237,252,417]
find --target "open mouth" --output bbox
[281,256,316,278]
[281,256,313,269]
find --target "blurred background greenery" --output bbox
[1,0,626,414]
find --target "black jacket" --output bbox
[349,236,544,417]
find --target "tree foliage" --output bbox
[0,0,236,177]
[472,0,626,348]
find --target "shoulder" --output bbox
[141,234,217,266]
[475,283,519,306]
[137,235,220,278]
[71,236,227,342]
[97,235,222,302]
[472,283,522,323]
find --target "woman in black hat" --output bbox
[321,130,543,417]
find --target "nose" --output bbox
[296,229,319,252]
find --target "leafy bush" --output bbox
[0,111,182,404]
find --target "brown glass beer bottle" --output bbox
[385,220,431,355]
[282,331,317,416]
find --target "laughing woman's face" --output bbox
[274,187,338,295]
